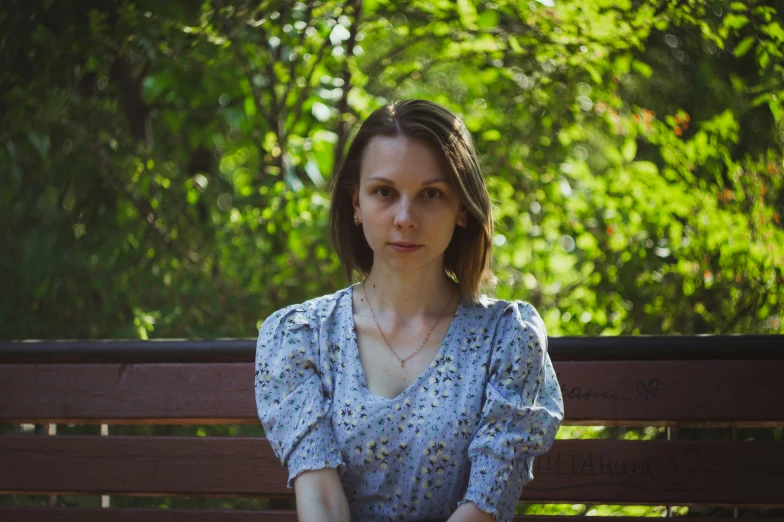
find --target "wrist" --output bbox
[447,501,496,522]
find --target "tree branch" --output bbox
[333,0,363,175]
[286,35,331,139]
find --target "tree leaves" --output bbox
[1,0,782,345]
[734,35,756,57]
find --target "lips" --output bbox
[390,242,423,253]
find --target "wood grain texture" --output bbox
[2,335,781,363]
[0,508,773,522]
[1,361,782,426]
[1,436,782,506]
[0,508,300,522]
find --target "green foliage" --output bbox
[1,0,782,342]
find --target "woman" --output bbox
[255,99,564,522]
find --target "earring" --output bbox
[354,214,361,226]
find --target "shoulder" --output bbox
[463,296,546,347]
[466,295,543,326]
[259,286,352,335]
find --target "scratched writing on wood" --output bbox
[556,378,661,402]
[530,450,703,492]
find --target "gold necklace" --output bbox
[362,280,455,367]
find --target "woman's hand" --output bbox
[293,468,351,522]
[446,501,497,522]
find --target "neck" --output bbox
[362,259,457,322]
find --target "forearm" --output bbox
[296,494,351,522]
[447,501,496,522]
[292,466,350,522]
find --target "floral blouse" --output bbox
[254,283,564,522]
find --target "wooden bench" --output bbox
[1,335,783,521]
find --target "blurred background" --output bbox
[1,0,783,341]
[1,0,783,517]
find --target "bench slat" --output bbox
[1,361,782,426]
[1,336,781,363]
[0,508,762,522]
[1,436,782,506]
[0,508,299,522]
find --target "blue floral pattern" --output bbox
[255,283,564,522]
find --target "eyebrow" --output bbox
[366,175,450,186]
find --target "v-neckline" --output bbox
[346,283,463,402]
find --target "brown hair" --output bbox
[328,99,494,303]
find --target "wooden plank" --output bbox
[2,335,782,363]
[1,361,783,426]
[0,363,252,425]
[1,437,782,506]
[0,508,299,522]
[0,508,768,522]
[554,360,784,427]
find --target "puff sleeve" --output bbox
[254,304,346,489]
[457,301,564,521]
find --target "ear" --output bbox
[351,187,360,212]
[457,207,468,228]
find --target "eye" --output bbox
[373,187,393,198]
[423,188,444,199]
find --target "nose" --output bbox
[393,197,418,229]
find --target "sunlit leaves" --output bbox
[1,0,782,347]
[734,35,756,58]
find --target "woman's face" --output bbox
[353,135,466,271]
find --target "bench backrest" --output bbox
[1,335,782,520]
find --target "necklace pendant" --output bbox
[400,360,405,367]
